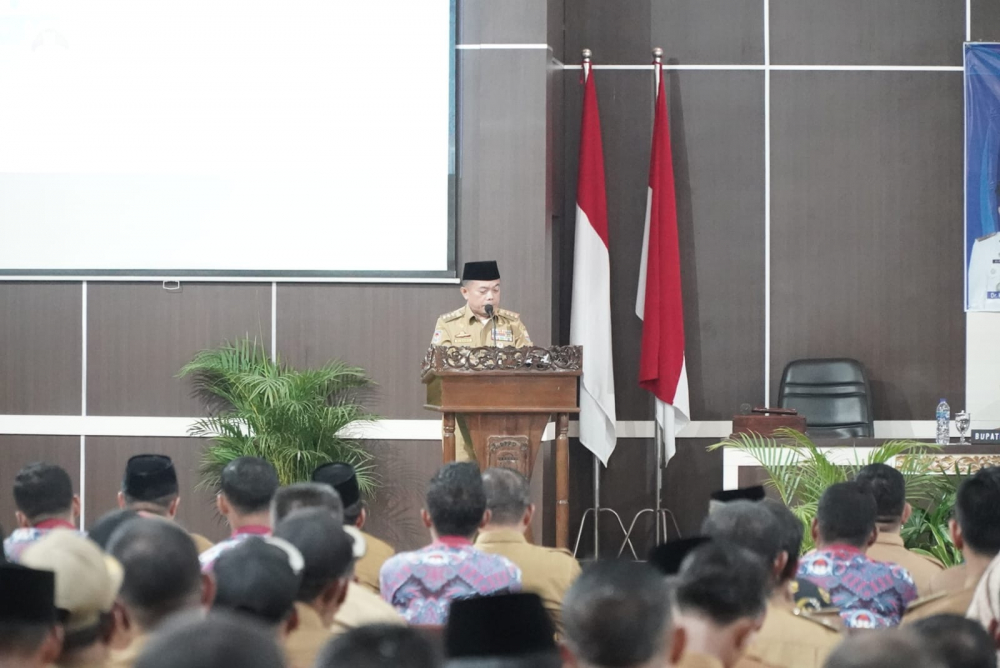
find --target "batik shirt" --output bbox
[198,525,271,573]
[379,536,521,624]
[4,519,80,563]
[797,544,917,628]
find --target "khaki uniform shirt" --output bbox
[738,599,842,668]
[431,305,532,348]
[331,581,405,635]
[354,531,395,594]
[866,532,943,596]
[926,563,968,596]
[285,603,331,668]
[190,532,214,555]
[903,585,977,622]
[677,652,726,668]
[474,529,581,635]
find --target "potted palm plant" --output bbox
[708,428,963,565]
[179,338,379,494]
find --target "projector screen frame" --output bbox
[0,1,459,284]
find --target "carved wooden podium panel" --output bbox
[421,345,581,548]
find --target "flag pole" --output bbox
[570,47,636,561]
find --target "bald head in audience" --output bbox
[562,560,681,668]
[133,612,284,668]
[823,631,946,668]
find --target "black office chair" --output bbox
[777,358,874,438]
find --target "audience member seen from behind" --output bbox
[313,462,396,594]
[133,611,285,668]
[909,466,1000,619]
[379,462,521,624]
[822,630,945,668]
[701,499,840,668]
[672,540,770,668]
[317,624,439,668]
[116,455,214,554]
[199,456,280,572]
[86,510,140,551]
[21,530,124,668]
[273,508,355,668]
[211,537,303,643]
[0,564,63,668]
[562,560,682,668]
[270,482,403,633]
[445,593,560,668]
[475,467,580,635]
[854,463,943,594]
[105,518,215,668]
[798,481,917,628]
[4,463,80,563]
[909,614,996,668]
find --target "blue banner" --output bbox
[966,44,1000,311]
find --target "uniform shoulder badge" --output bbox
[977,231,999,242]
[498,308,520,319]
[441,308,465,322]
[904,591,948,613]
[791,609,842,633]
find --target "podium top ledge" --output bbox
[421,345,582,377]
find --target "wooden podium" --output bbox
[421,345,581,548]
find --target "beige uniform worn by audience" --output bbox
[284,603,331,668]
[737,600,841,668]
[331,581,405,634]
[867,531,943,595]
[354,531,395,594]
[474,528,580,635]
[902,586,976,622]
[926,563,967,596]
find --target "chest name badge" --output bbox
[454,332,473,341]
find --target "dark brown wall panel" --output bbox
[770,72,965,418]
[276,284,458,418]
[565,0,763,66]
[0,283,81,415]
[0,436,80,537]
[770,0,964,66]
[561,70,765,421]
[83,436,227,542]
[87,283,271,416]
[459,0,547,44]
[972,1,1000,42]
[651,0,764,65]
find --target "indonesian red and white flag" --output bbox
[570,62,617,466]
[636,61,689,462]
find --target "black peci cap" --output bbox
[647,536,711,576]
[0,564,57,624]
[445,593,556,659]
[461,261,500,282]
[312,462,360,508]
[708,486,766,513]
[122,455,179,501]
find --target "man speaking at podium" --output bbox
[430,260,533,461]
[431,261,532,349]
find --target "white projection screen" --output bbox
[0,1,456,279]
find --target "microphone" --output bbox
[485,304,499,347]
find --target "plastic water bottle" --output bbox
[936,398,950,445]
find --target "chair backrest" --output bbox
[777,358,874,438]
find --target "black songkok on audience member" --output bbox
[445,593,556,659]
[648,537,711,577]
[312,463,361,507]
[123,455,178,500]
[461,261,500,282]
[708,486,766,513]
[0,564,57,623]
